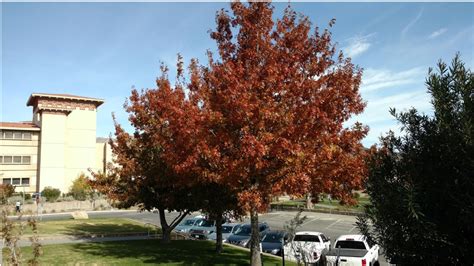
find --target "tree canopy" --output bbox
[358,54,474,265]
[91,2,368,264]
[188,3,367,264]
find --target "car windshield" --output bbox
[222,226,233,233]
[197,220,214,227]
[231,224,242,233]
[262,232,283,243]
[234,225,251,236]
[181,219,196,226]
[293,235,321,242]
[335,241,366,249]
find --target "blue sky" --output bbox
[2,2,473,146]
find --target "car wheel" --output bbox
[373,261,380,266]
[318,254,327,266]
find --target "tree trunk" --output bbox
[158,207,189,244]
[158,208,171,243]
[250,206,261,266]
[215,213,223,254]
[162,228,172,243]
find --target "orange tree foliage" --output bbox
[184,3,368,264]
[92,2,367,262]
[89,63,207,243]
[188,2,368,215]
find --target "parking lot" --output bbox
[99,210,388,265]
[38,210,387,265]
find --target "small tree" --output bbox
[358,54,474,265]
[284,210,308,265]
[1,184,15,204]
[69,173,92,201]
[1,207,42,265]
[41,187,60,202]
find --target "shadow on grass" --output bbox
[69,239,284,265]
[61,220,161,237]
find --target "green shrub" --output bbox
[69,173,92,201]
[41,187,61,202]
[24,193,32,200]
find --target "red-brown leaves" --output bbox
[198,2,368,211]
[94,2,368,218]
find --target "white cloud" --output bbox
[343,34,374,58]
[349,90,433,146]
[428,28,448,39]
[401,9,423,39]
[361,67,426,93]
[346,66,434,146]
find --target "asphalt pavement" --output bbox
[7,209,389,265]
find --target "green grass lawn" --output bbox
[4,239,295,265]
[272,195,370,212]
[21,218,159,237]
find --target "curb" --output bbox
[6,209,139,219]
[270,205,363,216]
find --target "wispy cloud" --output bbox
[361,67,426,93]
[401,8,423,39]
[349,89,433,146]
[343,33,375,58]
[428,28,448,39]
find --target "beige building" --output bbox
[0,93,111,194]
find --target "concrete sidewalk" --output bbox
[16,234,157,247]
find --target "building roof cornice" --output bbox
[26,93,104,107]
[0,122,41,131]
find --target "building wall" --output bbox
[65,109,98,186]
[1,93,105,194]
[0,130,40,193]
[38,111,67,192]
[38,109,101,192]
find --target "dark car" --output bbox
[261,230,288,256]
[227,223,270,248]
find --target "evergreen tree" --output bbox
[358,54,474,265]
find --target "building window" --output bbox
[3,156,12,164]
[13,156,22,164]
[1,178,31,186]
[4,132,13,139]
[0,155,32,164]
[13,132,22,139]
[23,156,31,164]
[23,133,32,140]
[0,131,33,140]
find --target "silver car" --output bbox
[189,219,216,239]
[174,216,203,233]
[207,223,242,242]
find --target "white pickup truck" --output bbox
[284,231,331,265]
[326,234,380,266]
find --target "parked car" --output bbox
[208,223,242,242]
[173,215,205,233]
[260,230,289,256]
[284,231,331,265]
[227,223,270,248]
[189,219,216,239]
[326,234,380,266]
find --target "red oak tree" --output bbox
[186,3,368,264]
[93,3,367,263]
